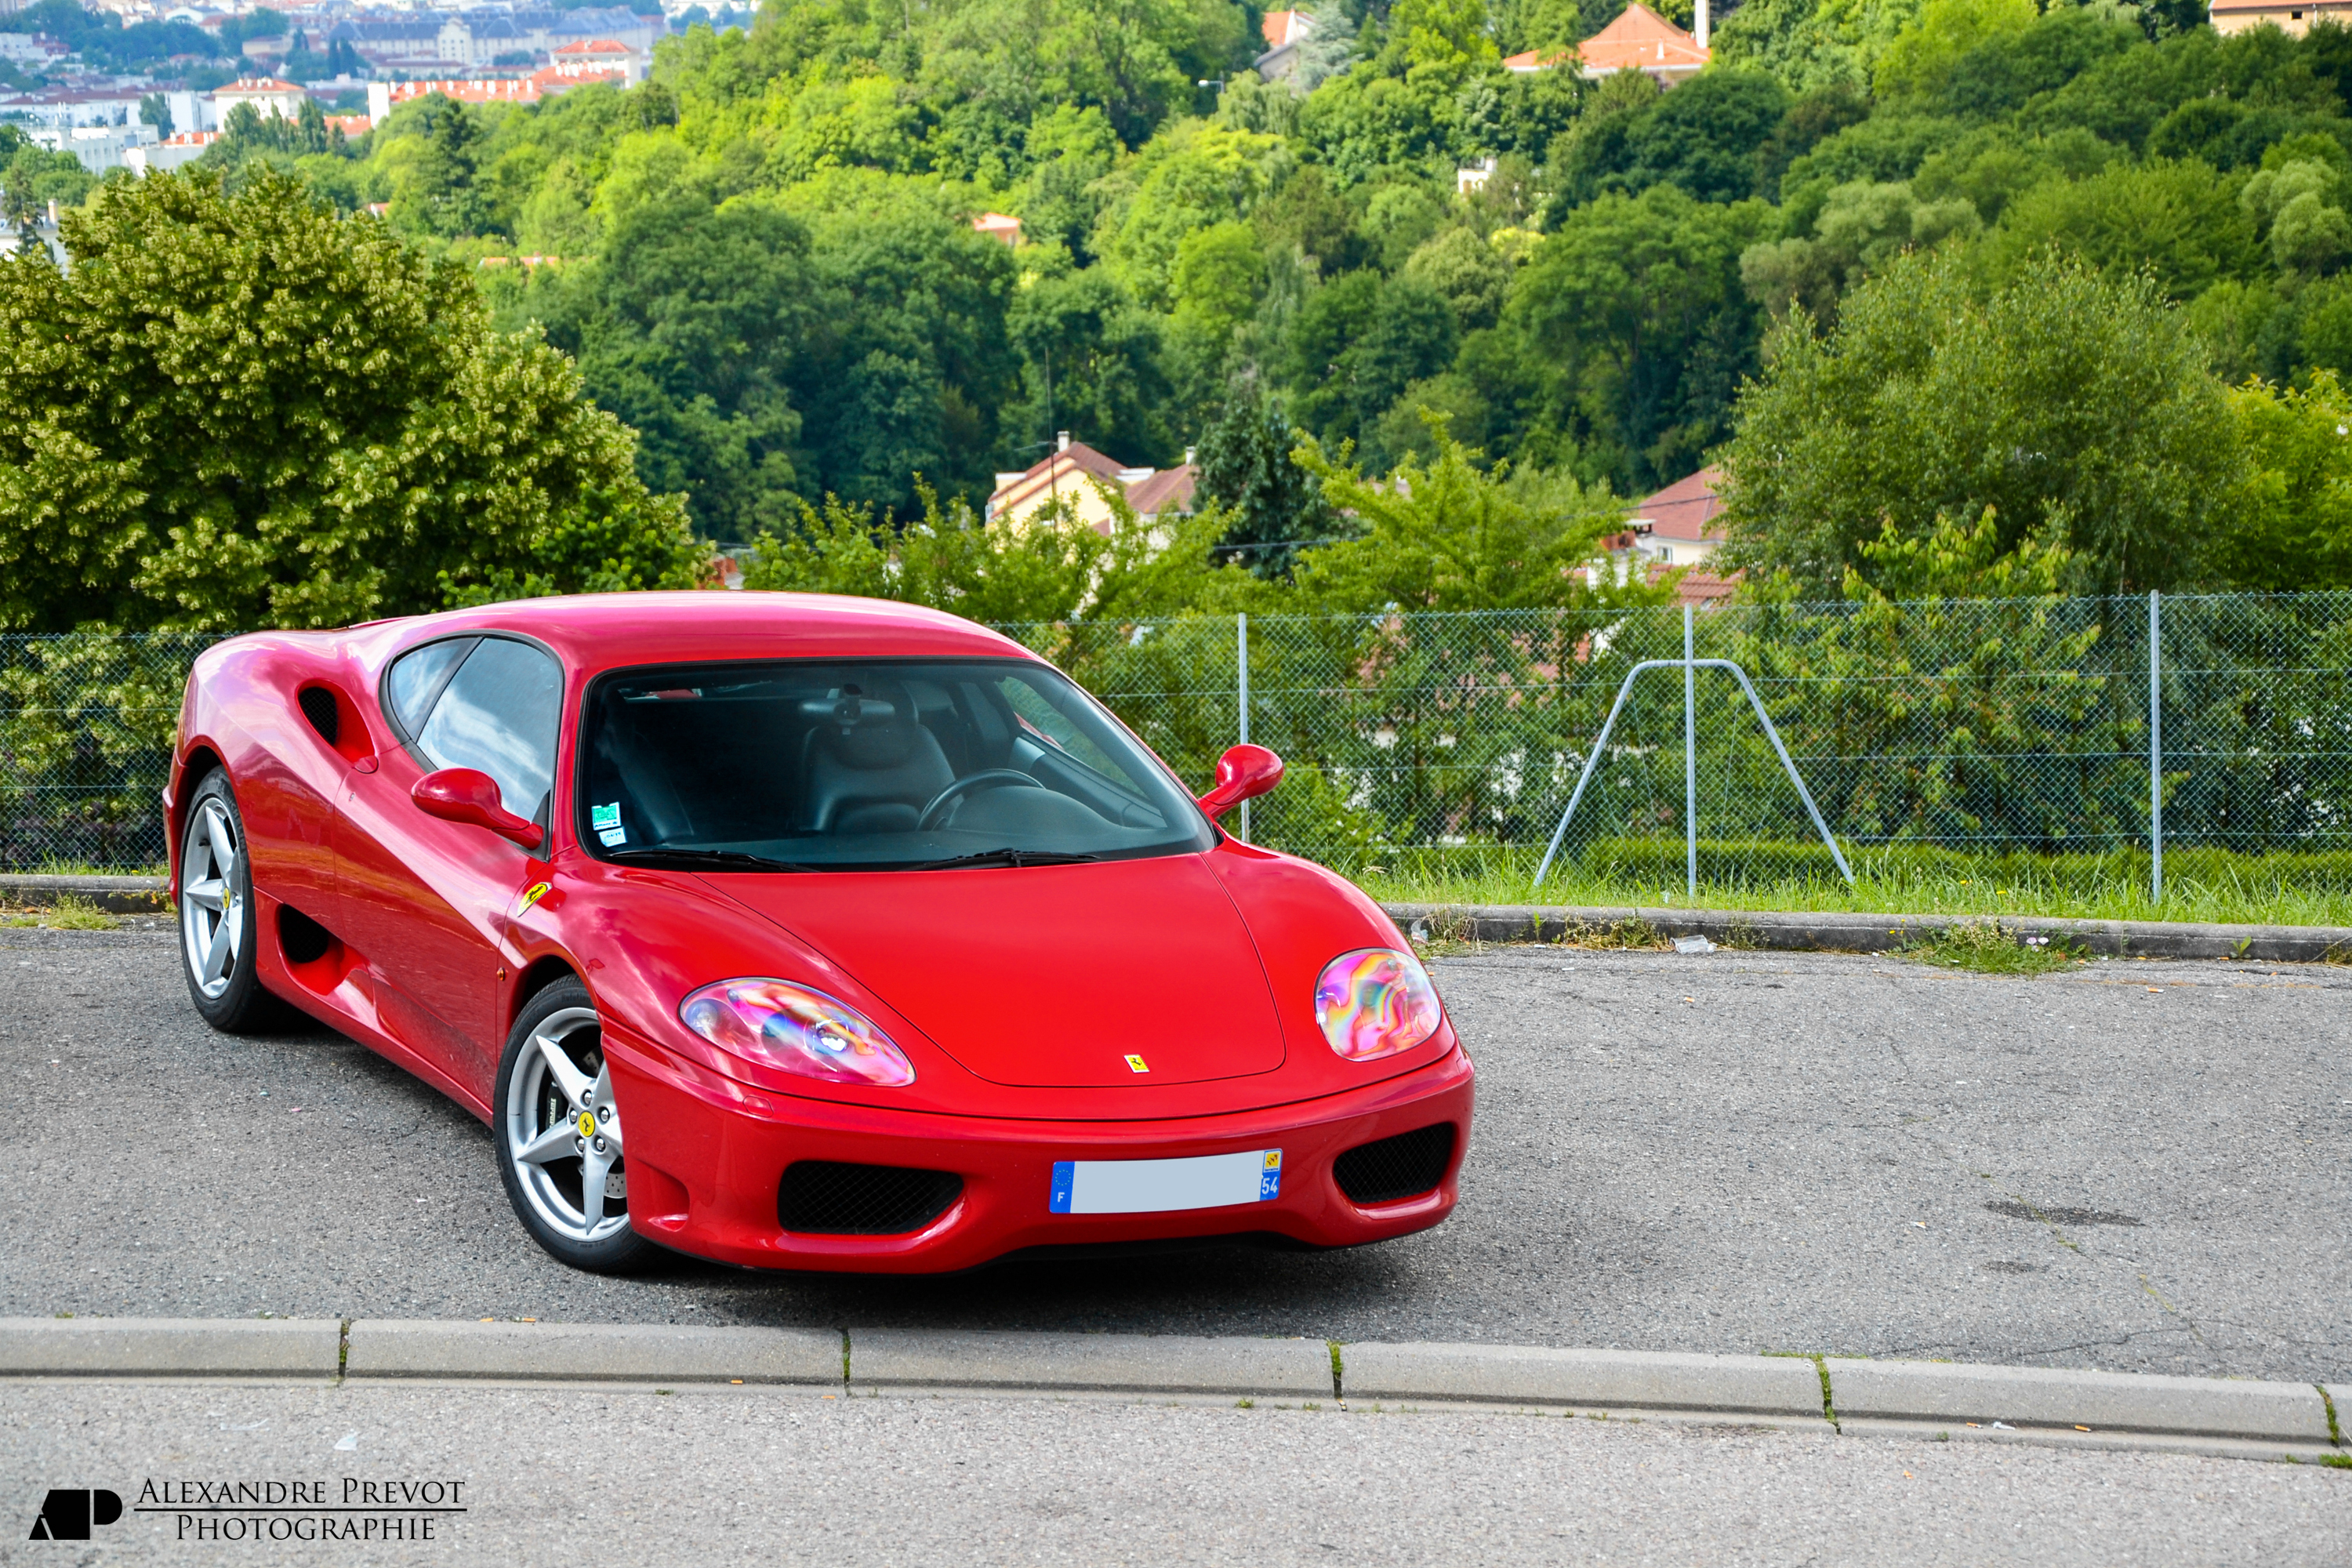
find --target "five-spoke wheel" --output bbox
[495,978,655,1272]
[176,771,278,1031]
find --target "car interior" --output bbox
[579,661,1202,866]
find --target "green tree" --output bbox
[1192,387,1338,575]
[739,484,1230,624]
[399,94,495,239]
[1283,269,1459,456]
[1290,419,1643,612]
[1874,0,2036,100]
[1493,183,1773,489]
[2212,370,2352,591]
[0,171,699,633]
[540,189,815,543]
[1716,249,2238,597]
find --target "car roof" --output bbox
[349,592,1039,676]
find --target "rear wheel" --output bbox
[495,978,655,1273]
[178,771,280,1033]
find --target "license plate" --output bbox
[1049,1149,1283,1214]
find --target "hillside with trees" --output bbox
[21,0,2352,627]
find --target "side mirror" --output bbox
[412,768,544,851]
[1196,743,1284,820]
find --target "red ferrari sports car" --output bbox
[168,593,1473,1273]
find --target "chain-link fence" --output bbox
[0,633,216,872]
[1003,593,2352,896]
[9,596,2351,893]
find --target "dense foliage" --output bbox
[25,0,2352,619]
[0,172,700,633]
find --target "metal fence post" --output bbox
[1236,611,1250,845]
[1682,601,1697,900]
[2148,590,2162,902]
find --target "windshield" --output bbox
[576,659,1216,870]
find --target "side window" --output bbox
[385,638,473,737]
[994,676,1152,799]
[412,639,564,820]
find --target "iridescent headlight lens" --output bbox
[678,978,916,1087]
[1313,948,1443,1062]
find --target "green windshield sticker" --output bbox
[591,802,621,829]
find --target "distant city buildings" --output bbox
[0,2,659,165]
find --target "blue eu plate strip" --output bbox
[1049,1160,1076,1214]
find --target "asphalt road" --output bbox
[5,930,2347,1381]
[6,1381,2347,1566]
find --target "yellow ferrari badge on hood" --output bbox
[517,881,552,915]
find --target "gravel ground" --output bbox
[4,931,2346,1381]
[5,1379,2347,1566]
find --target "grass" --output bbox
[2,895,122,931]
[1347,843,2352,929]
[1906,920,2087,977]
[6,859,168,880]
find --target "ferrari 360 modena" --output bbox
[168,593,1473,1272]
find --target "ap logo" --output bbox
[27,1490,122,1541]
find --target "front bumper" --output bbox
[602,1025,1475,1274]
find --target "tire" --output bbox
[177,770,283,1033]
[494,978,656,1274]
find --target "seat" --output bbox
[800,706,956,835]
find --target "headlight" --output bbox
[1313,948,1443,1062]
[679,978,916,1087]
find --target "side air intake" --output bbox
[776,1160,963,1235]
[1332,1123,1457,1207]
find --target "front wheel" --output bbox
[178,770,281,1033]
[494,978,656,1274]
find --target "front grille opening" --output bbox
[778,1160,963,1236]
[298,686,339,745]
[1333,1123,1457,1207]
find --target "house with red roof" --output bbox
[1596,466,1739,604]
[543,37,644,85]
[971,212,1024,247]
[1505,2,1712,87]
[985,434,1197,533]
[1255,8,1319,82]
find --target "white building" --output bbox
[124,129,218,174]
[209,77,307,125]
[0,88,150,129]
[27,121,159,172]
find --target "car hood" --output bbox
[706,854,1289,1089]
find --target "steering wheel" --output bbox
[917,770,1044,831]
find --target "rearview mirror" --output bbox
[1196,744,1284,820]
[412,768,544,851]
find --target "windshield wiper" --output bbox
[604,847,821,873]
[906,848,1105,871]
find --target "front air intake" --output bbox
[777,1160,963,1236]
[1333,1123,1457,1207]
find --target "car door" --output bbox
[336,634,564,1104]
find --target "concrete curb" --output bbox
[1826,1357,2334,1443]
[1341,1342,1824,1418]
[343,1319,841,1384]
[849,1330,1333,1399]
[0,1317,341,1377]
[0,873,172,915]
[3,1319,2340,1456]
[1381,901,2352,964]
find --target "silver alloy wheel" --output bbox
[504,1006,630,1243]
[180,799,244,1000]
